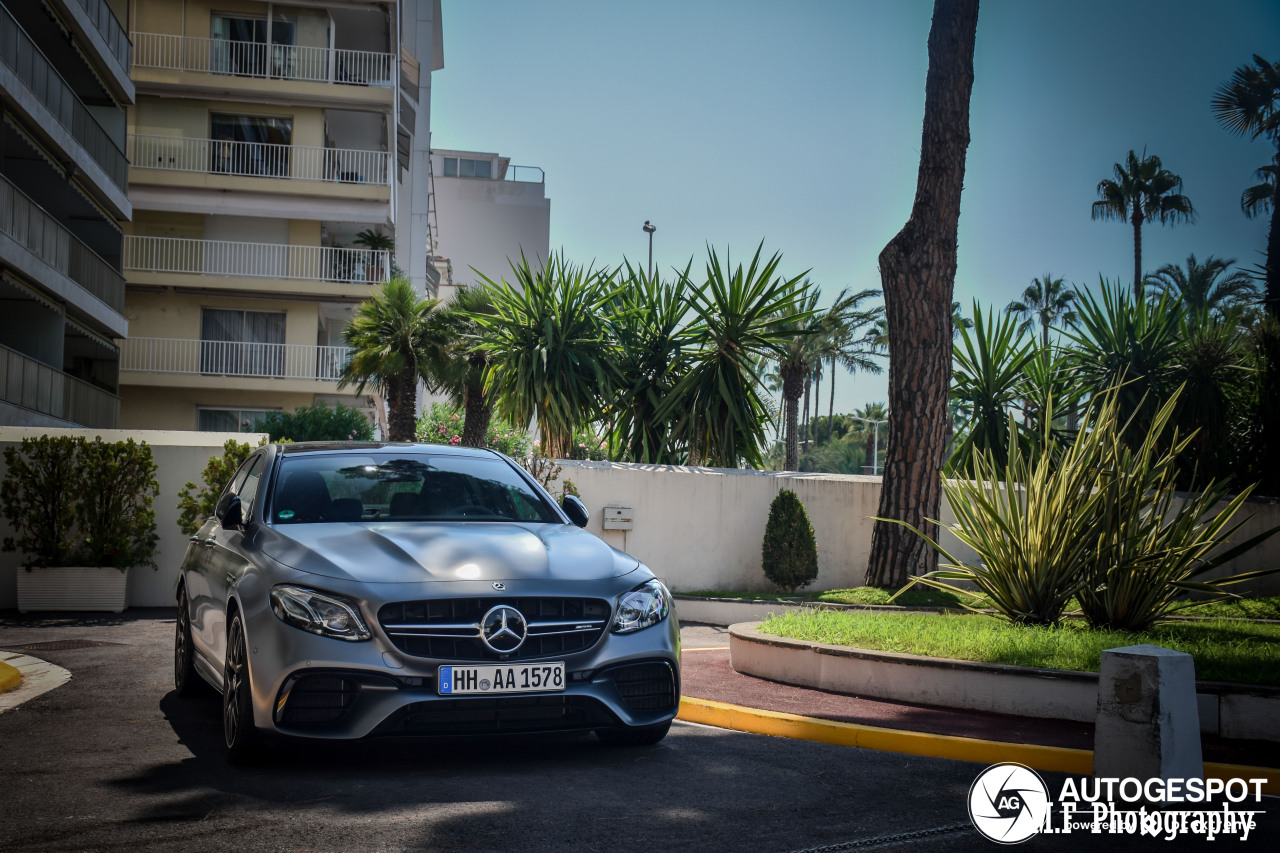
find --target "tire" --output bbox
[223,613,264,763]
[174,588,201,697]
[596,720,671,747]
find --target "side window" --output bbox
[237,455,265,518]
[221,454,258,504]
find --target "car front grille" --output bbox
[605,661,678,713]
[372,695,618,737]
[378,597,612,662]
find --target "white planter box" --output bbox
[15,566,129,613]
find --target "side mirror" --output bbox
[561,494,589,528]
[217,494,243,530]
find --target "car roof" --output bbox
[276,442,497,457]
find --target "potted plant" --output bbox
[353,228,394,282]
[2,435,160,613]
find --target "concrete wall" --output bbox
[430,154,550,289]
[0,427,267,609]
[558,460,1280,595]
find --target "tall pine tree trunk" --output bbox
[865,0,979,589]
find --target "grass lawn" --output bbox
[757,609,1280,686]
[680,587,1280,621]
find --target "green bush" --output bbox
[1,435,159,571]
[761,489,819,593]
[893,386,1279,631]
[77,438,159,570]
[253,401,372,442]
[176,439,255,536]
[415,403,531,457]
[1,435,83,567]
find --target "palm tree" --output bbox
[1213,54,1280,315]
[822,288,885,442]
[1091,149,1196,300]
[472,254,619,459]
[340,275,445,441]
[421,284,498,447]
[1005,274,1078,348]
[773,284,824,470]
[1146,254,1259,316]
[657,244,810,468]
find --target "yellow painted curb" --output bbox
[0,660,20,694]
[677,696,1280,795]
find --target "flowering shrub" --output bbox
[564,429,610,461]
[415,404,532,457]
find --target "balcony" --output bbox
[133,33,392,88]
[127,134,391,187]
[0,174,125,314]
[124,235,390,285]
[74,0,131,71]
[0,343,120,428]
[121,337,351,383]
[0,4,128,194]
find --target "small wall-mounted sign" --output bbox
[602,506,634,531]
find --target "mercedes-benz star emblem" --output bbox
[479,605,527,654]
[492,582,506,591]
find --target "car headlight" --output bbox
[612,579,671,634]
[269,585,371,642]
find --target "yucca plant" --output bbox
[1078,390,1277,632]
[887,394,1104,626]
[472,253,621,458]
[947,302,1037,472]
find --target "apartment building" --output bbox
[0,0,134,429]
[118,0,441,433]
[430,147,549,293]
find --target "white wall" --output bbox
[431,157,550,287]
[0,427,267,609]
[558,460,1280,596]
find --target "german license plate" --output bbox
[438,662,565,695]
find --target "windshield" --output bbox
[270,453,561,524]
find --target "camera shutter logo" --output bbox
[968,763,1051,844]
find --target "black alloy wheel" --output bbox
[174,588,200,696]
[223,613,262,762]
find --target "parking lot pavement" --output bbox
[0,611,1271,852]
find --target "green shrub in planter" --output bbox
[77,438,160,570]
[1,435,84,567]
[177,439,255,536]
[762,489,819,593]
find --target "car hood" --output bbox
[258,521,637,584]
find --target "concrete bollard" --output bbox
[1094,644,1203,782]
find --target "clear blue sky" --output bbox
[430,0,1278,419]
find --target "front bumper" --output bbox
[237,575,681,740]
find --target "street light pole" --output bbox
[642,220,656,278]
[845,415,888,476]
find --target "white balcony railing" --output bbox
[132,32,393,88]
[127,134,391,186]
[121,337,351,382]
[124,235,389,284]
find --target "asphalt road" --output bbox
[0,611,1272,852]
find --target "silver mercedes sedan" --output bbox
[174,442,679,761]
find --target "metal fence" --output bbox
[76,0,131,71]
[124,235,389,284]
[132,32,393,87]
[121,337,351,382]
[128,134,390,186]
[0,175,125,313]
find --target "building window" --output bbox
[211,13,298,78]
[200,308,286,376]
[442,157,491,179]
[196,407,280,433]
[211,114,293,177]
